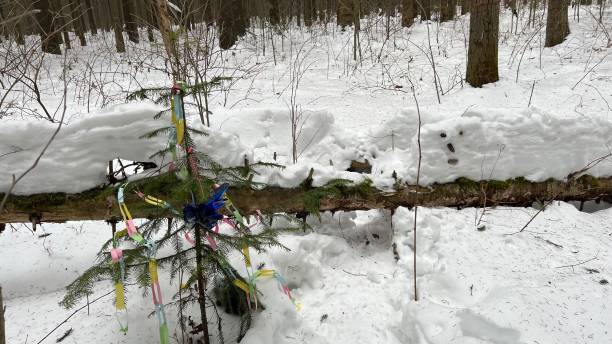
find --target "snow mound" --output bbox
[369,107,612,188]
[0,102,165,194]
[3,104,612,195]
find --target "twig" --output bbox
[535,236,563,248]
[0,53,69,213]
[555,255,599,271]
[572,52,611,90]
[55,329,72,343]
[476,145,505,227]
[505,199,553,236]
[341,269,367,277]
[528,80,536,107]
[567,152,612,180]
[35,289,115,344]
[408,78,422,302]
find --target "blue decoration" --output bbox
[183,184,229,229]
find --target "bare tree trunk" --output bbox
[268,0,280,25]
[416,0,432,20]
[337,0,353,27]
[122,0,140,43]
[4,0,26,45]
[440,0,457,21]
[16,21,25,45]
[0,5,6,41]
[146,0,157,42]
[69,0,87,46]
[83,0,97,35]
[304,0,314,26]
[56,0,72,50]
[461,0,470,14]
[109,0,126,52]
[545,0,569,47]
[156,0,181,79]
[219,0,245,49]
[37,0,62,54]
[402,0,416,27]
[466,0,499,87]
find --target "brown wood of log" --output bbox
[1,173,611,224]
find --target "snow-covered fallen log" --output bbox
[1,173,610,224]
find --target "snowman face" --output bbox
[437,128,465,166]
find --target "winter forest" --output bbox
[0,0,611,343]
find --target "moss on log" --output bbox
[1,174,612,224]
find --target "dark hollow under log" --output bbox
[1,173,611,224]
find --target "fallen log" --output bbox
[1,173,611,224]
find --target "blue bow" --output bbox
[183,184,229,229]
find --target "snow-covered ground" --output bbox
[2,203,611,343]
[2,5,612,344]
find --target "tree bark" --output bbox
[269,0,280,26]
[122,0,140,43]
[545,0,569,47]
[415,0,432,20]
[36,0,62,54]
[337,0,353,27]
[219,0,245,49]
[440,0,457,21]
[69,0,87,46]
[402,0,416,27]
[84,0,98,35]
[109,0,125,52]
[145,0,156,42]
[156,0,182,79]
[461,0,470,14]
[466,0,499,87]
[2,174,611,224]
[304,0,314,26]
[194,224,211,344]
[56,0,72,50]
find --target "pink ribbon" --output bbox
[184,224,220,250]
[184,232,196,245]
[126,220,137,236]
[151,282,163,305]
[111,248,123,262]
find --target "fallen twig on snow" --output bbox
[35,288,118,344]
[555,254,599,272]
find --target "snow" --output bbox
[1,4,612,344]
[2,203,611,343]
[3,104,612,194]
[2,6,612,194]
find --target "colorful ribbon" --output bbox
[117,184,169,344]
[111,236,128,333]
[171,84,185,146]
[215,193,300,310]
[135,190,221,251]
[233,269,301,310]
